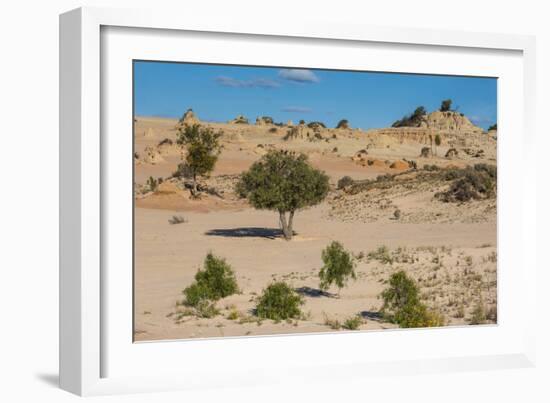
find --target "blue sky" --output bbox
[134,61,497,130]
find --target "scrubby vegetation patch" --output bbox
[181,253,239,315]
[255,282,304,320]
[380,270,445,328]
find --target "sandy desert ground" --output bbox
[133,113,497,341]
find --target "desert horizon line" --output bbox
[134,105,497,131]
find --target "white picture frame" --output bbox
[60,6,537,396]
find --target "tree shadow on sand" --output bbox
[204,227,294,240]
[360,311,384,322]
[295,286,335,298]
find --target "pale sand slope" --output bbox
[134,116,496,185]
[134,203,496,341]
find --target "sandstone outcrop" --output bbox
[255,116,274,126]
[445,148,459,158]
[389,160,409,170]
[140,146,165,164]
[420,111,483,134]
[177,108,200,127]
[229,114,249,124]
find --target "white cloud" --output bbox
[282,106,312,113]
[278,69,320,83]
[469,115,493,125]
[215,76,280,88]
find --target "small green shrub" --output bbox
[342,315,362,330]
[380,271,445,328]
[255,282,303,320]
[195,253,238,299]
[195,300,220,318]
[436,165,497,202]
[337,176,354,189]
[376,174,393,182]
[448,176,483,201]
[470,297,486,325]
[182,252,238,307]
[226,309,240,320]
[146,176,158,192]
[367,245,393,264]
[182,282,209,307]
[168,215,186,225]
[323,313,341,329]
[268,127,278,133]
[172,162,193,179]
[319,241,357,293]
[474,163,497,180]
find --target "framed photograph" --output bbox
[60,7,537,396]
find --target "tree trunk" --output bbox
[287,210,295,238]
[279,210,294,240]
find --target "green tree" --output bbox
[236,150,329,240]
[440,99,452,112]
[336,119,349,129]
[413,106,427,118]
[488,123,497,131]
[391,106,426,128]
[319,241,357,295]
[176,124,222,197]
[307,121,326,129]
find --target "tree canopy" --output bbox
[236,150,329,239]
[391,106,427,128]
[336,119,349,129]
[319,241,356,294]
[440,99,452,112]
[176,124,222,195]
